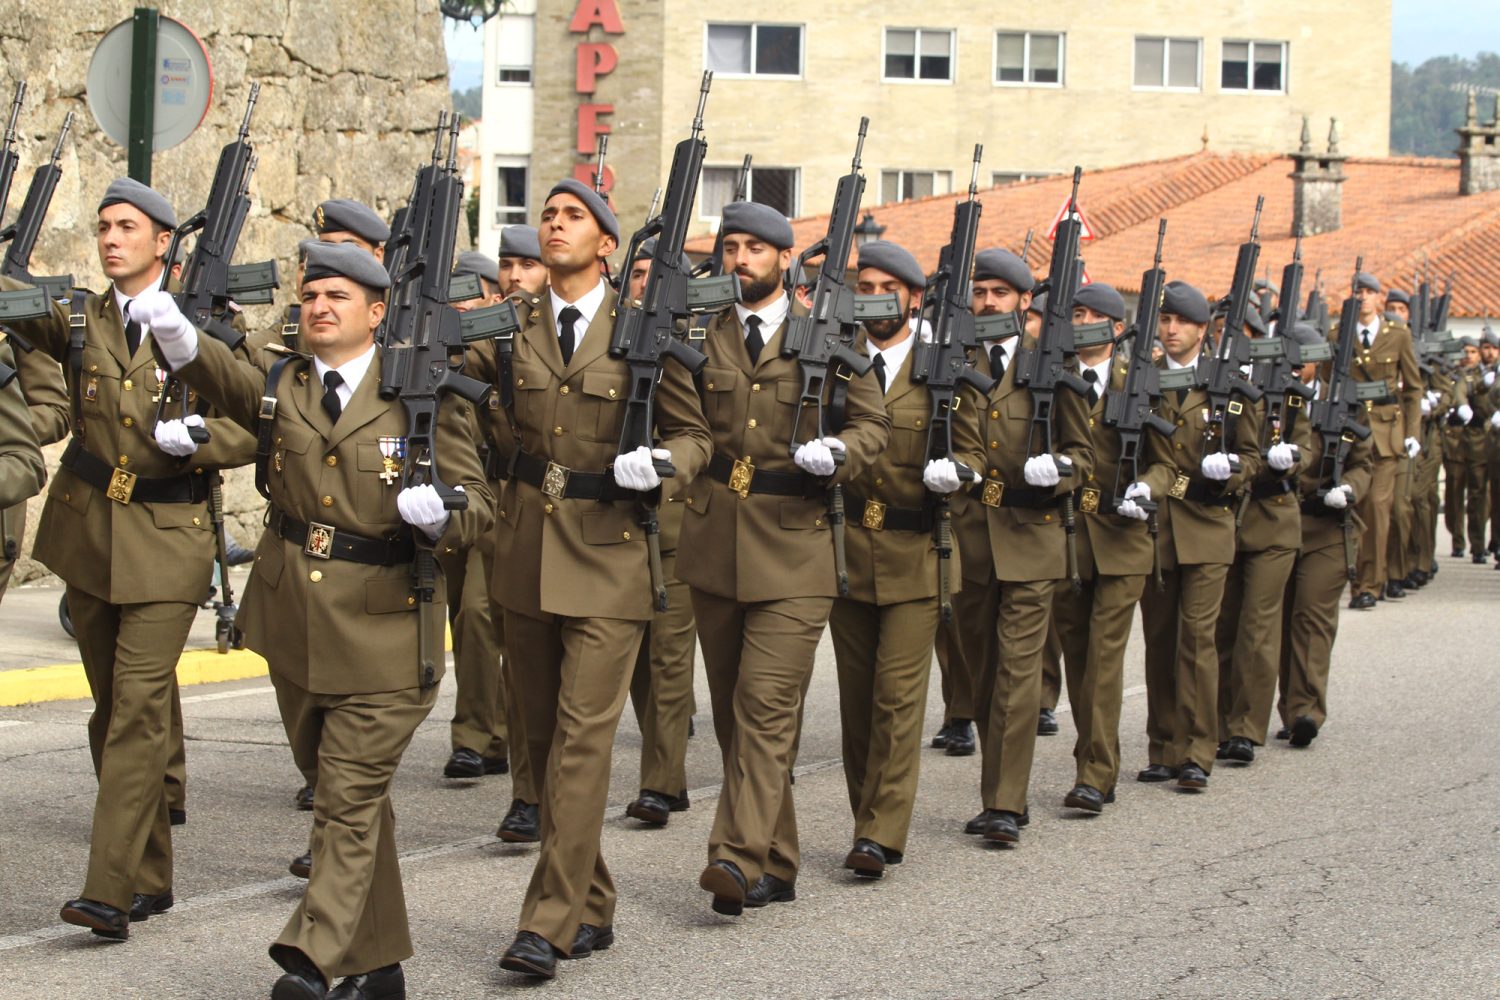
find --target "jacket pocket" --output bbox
[581,506,642,545]
[779,500,827,531]
[148,502,212,532]
[701,366,739,430]
[580,370,628,443]
[366,575,416,614]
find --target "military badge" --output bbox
[729,457,755,499]
[1169,474,1190,499]
[151,367,170,403]
[1079,487,1101,514]
[378,436,405,485]
[862,499,887,531]
[981,480,1005,507]
[305,521,334,559]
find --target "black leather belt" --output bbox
[1178,481,1237,507]
[846,492,933,532]
[510,449,637,502]
[965,480,1059,510]
[1299,497,1342,519]
[270,508,416,565]
[1250,477,1298,501]
[481,446,509,483]
[708,452,819,498]
[59,439,208,505]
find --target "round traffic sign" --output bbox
[86,15,214,153]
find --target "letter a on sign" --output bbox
[569,0,624,33]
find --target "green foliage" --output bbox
[451,86,483,121]
[466,190,480,245]
[1391,53,1500,157]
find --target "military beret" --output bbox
[315,198,390,245]
[454,250,499,284]
[98,177,177,230]
[296,238,318,261]
[499,225,541,261]
[1354,271,1383,294]
[1483,327,1500,348]
[720,200,794,250]
[1286,321,1324,348]
[972,248,1033,293]
[1385,288,1410,306]
[546,178,620,242]
[1028,290,1047,316]
[1161,281,1211,325]
[301,240,391,291]
[1458,335,1479,349]
[1244,307,1268,337]
[856,239,925,290]
[633,236,659,262]
[1072,282,1125,322]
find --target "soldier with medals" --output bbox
[1440,337,1483,560]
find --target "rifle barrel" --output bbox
[966,144,982,198]
[4,82,22,143]
[1250,195,1264,240]
[692,71,712,135]
[50,112,74,162]
[852,116,869,171]
[238,83,260,139]
[1152,218,1166,267]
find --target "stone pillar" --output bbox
[1456,90,1500,196]
[1288,116,1347,237]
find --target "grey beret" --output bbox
[1028,290,1047,316]
[546,178,620,242]
[1483,328,1500,348]
[301,240,391,291]
[499,225,541,261]
[632,236,659,262]
[1385,288,1410,306]
[296,238,318,261]
[720,200,794,250]
[1458,335,1479,349]
[1354,271,1383,294]
[972,248,1033,293]
[454,250,499,284]
[98,177,177,229]
[1072,282,1125,322]
[856,239,925,290]
[1287,321,1324,348]
[1161,280,1211,325]
[315,198,390,244]
[1244,307,1267,336]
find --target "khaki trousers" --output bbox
[270,679,436,981]
[1443,456,1486,553]
[1051,573,1145,794]
[1140,561,1229,772]
[66,587,196,911]
[1355,455,1397,597]
[1410,438,1442,572]
[933,616,976,723]
[829,596,936,854]
[479,544,535,805]
[1279,542,1347,729]
[974,578,1056,814]
[0,500,24,605]
[1387,459,1414,581]
[692,589,831,884]
[505,609,643,953]
[628,550,697,796]
[1488,455,1500,551]
[442,544,508,759]
[1217,546,1297,744]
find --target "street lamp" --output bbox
[852,212,886,247]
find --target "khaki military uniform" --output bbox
[1441,367,1484,555]
[1481,367,1500,555]
[178,332,492,981]
[1408,366,1453,575]
[0,337,45,513]
[1139,358,1262,774]
[948,341,1093,816]
[0,333,67,602]
[933,615,975,729]
[829,336,984,855]
[678,303,889,886]
[469,283,710,954]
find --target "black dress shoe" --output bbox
[1214,741,1229,760]
[699,859,747,915]
[289,852,312,879]
[500,931,558,979]
[326,964,406,999]
[443,747,486,778]
[929,720,953,749]
[1177,762,1209,789]
[1036,708,1060,736]
[496,800,540,843]
[744,873,797,907]
[1289,715,1319,748]
[1275,726,1291,740]
[295,784,314,811]
[60,897,129,940]
[625,789,689,826]
[564,923,614,960]
[982,811,1022,844]
[1452,546,1465,558]
[168,808,187,826]
[1222,736,1255,763]
[1063,784,1105,813]
[129,891,173,922]
[1136,763,1178,783]
[1350,592,1377,610]
[270,945,327,1000]
[1474,553,1488,564]
[844,838,890,878]
[1384,580,1406,599]
[963,809,995,835]
[944,719,975,756]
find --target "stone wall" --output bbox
[2,0,451,587]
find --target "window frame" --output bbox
[993,30,1066,89]
[881,26,957,85]
[698,164,801,223]
[492,159,529,228]
[991,170,1058,187]
[879,169,953,205]
[1220,38,1288,94]
[1131,35,1202,92]
[703,22,805,80]
[493,13,534,87]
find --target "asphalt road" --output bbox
[0,549,1496,998]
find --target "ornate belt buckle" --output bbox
[542,461,570,500]
[105,468,137,504]
[729,457,755,499]
[305,521,335,559]
[862,499,887,530]
[1079,486,1101,514]
[981,480,1005,508]
[1169,474,1191,500]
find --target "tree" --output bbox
[1390,53,1500,157]
[451,85,483,120]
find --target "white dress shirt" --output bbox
[313,343,377,409]
[864,331,916,395]
[550,277,608,356]
[735,291,791,341]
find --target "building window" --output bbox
[1222,40,1286,93]
[994,31,1064,86]
[494,14,534,85]
[880,169,952,204]
[705,23,803,78]
[701,165,800,220]
[991,170,1058,186]
[884,28,954,83]
[1133,36,1201,90]
[494,161,528,227]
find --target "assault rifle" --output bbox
[696,153,750,280]
[0,83,23,229]
[384,112,448,288]
[1196,197,1266,471]
[1305,271,1328,337]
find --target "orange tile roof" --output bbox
[685,151,1500,318]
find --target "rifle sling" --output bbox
[67,289,86,440]
[254,354,304,501]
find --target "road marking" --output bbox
[0,720,29,729]
[180,685,275,704]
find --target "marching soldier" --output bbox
[1440,338,1484,562]
[1137,281,1261,791]
[146,239,491,999]
[313,198,390,260]
[680,201,889,913]
[497,225,547,299]
[1403,345,1456,588]
[0,335,45,515]
[1479,329,1500,560]
[467,180,709,979]
[0,332,68,605]
[830,240,984,877]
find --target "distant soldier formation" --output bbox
[0,75,1496,1000]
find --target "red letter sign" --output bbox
[568,0,624,34]
[576,43,619,94]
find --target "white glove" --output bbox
[1425,390,1440,407]
[1201,452,1234,481]
[1116,498,1150,521]
[132,288,198,369]
[1420,396,1433,416]
[1457,404,1474,424]
[1485,369,1497,387]
[1404,437,1421,459]
[1023,454,1062,487]
[397,483,454,540]
[822,436,847,460]
[1267,441,1298,472]
[1123,481,1152,503]
[794,437,844,476]
[153,414,205,456]
[1322,484,1352,509]
[922,458,967,494]
[612,446,668,492]
[1491,410,1500,429]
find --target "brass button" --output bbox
[686,497,694,505]
[63,492,70,502]
[517,377,526,387]
[560,385,570,396]
[1089,417,1096,427]
[748,418,758,429]
[119,454,129,466]
[122,379,133,391]
[815,518,824,527]
[122,416,134,427]
[192,516,201,525]
[321,495,333,507]
[707,382,715,390]
[1176,418,1185,426]
[276,436,283,445]
[622,531,631,540]
[544,502,555,514]
[990,409,999,419]
[194,467,203,474]
[407,596,416,605]
[325,455,338,467]
[1044,514,1053,522]
[915,419,924,428]
[751,383,761,392]
[553,425,564,436]
[89,364,99,373]
[1175,443,1184,450]
[989,468,999,476]
[607,388,617,398]
[874,477,884,487]
[989,441,998,450]
[309,570,323,583]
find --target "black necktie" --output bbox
[872,352,887,391]
[1362,327,1373,350]
[1084,367,1100,406]
[557,306,581,365]
[989,345,1007,380]
[123,301,141,357]
[745,315,764,366]
[322,370,344,424]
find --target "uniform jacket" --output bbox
[0,338,45,509]
[1235,378,1317,554]
[1298,380,1374,554]
[178,335,493,695]
[15,338,70,446]
[1334,318,1422,460]
[677,302,891,602]
[468,283,710,621]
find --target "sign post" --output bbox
[127,7,159,184]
